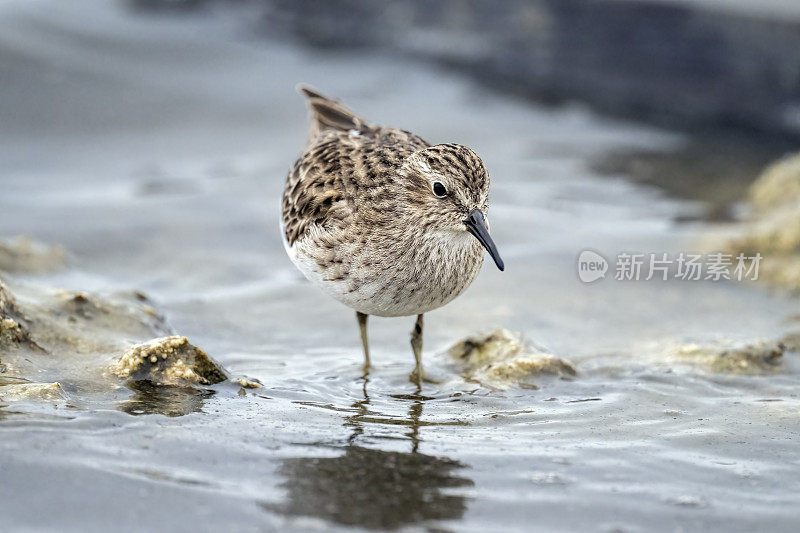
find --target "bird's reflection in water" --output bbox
[266,373,473,530]
[117,380,215,417]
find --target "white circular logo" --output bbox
[577,250,608,283]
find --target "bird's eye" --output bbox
[432,182,447,197]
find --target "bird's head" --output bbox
[402,143,504,271]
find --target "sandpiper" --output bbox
[281,86,504,381]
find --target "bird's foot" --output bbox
[409,367,441,385]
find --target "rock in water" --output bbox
[0,279,44,354]
[721,152,800,292]
[749,155,800,212]
[0,318,34,351]
[0,276,171,357]
[448,329,575,389]
[112,336,228,386]
[670,340,784,374]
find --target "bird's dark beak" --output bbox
[464,209,504,271]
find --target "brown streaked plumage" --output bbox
[281,86,503,382]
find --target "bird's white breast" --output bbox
[285,227,483,317]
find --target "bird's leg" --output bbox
[356,311,371,371]
[409,313,424,383]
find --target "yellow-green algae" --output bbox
[112,336,227,386]
[448,329,576,389]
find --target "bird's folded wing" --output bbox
[282,133,357,247]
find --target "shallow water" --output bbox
[1,1,799,532]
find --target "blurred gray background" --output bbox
[133,0,800,142]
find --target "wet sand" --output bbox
[1,1,799,532]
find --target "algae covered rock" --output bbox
[448,329,575,389]
[0,276,171,356]
[112,336,228,386]
[670,340,784,374]
[749,154,800,212]
[0,317,35,351]
[720,151,800,292]
[41,289,171,354]
[0,280,24,350]
[0,279,44,354]
[0,263,238,412]
[0,278,17,313]
[1,273,234,410]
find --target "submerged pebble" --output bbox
[112,336,228,386]
[448,329,576,389]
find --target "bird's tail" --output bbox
[297,85,369,141]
